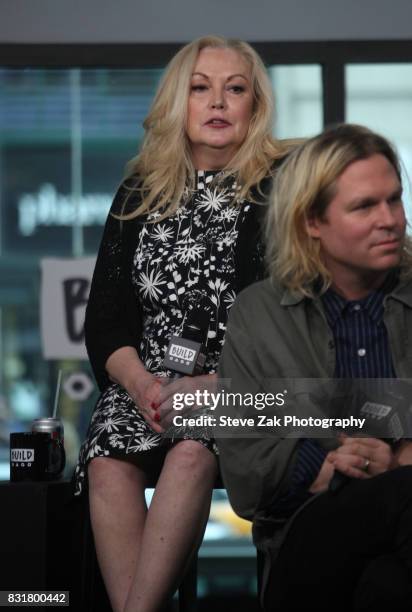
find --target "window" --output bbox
[346,63,412,221]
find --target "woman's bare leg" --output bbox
[88,457,148,612]
[123,441,218,612]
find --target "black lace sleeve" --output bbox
[85,177,143,391]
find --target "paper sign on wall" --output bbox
[40,257,96,359]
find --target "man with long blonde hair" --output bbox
[217,124,412,611]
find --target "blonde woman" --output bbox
[73,35,290,612]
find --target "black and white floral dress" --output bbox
[74,171,264,496]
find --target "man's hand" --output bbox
[327,435,398,479]
[393,439,412,466]
[309,454,335,493]
[309,435,399,494]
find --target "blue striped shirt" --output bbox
[321,275,396,378]
[272,273,396,517]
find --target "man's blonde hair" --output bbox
[119,35,291,220]
[266,123,412,296]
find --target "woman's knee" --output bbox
[88,456,145,494]
[166,441,217,476]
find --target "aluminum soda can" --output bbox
[31,417,64,441]
[30,417,66,479]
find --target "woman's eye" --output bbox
[191,84,208,92]
[228,85,245,94]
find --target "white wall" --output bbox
[0,0,411,44]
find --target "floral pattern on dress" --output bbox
[74,171,251,496]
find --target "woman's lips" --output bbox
[205,119,231,127]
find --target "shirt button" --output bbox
[358,348,366,357]
[353,304,361,311]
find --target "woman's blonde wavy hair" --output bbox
[266,123,412,297]
[119,35,291,220]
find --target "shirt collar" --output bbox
[278,270,412,311]
[321,272,398,327]
[387,275,412,308]
[279,289,305,306]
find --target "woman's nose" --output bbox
[211,99,224,109]
[209,89,226,109]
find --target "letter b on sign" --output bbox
[41,257,95,359]
[63,278,89,342]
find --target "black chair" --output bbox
[0,480,80,609]
[0,480,199,611]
